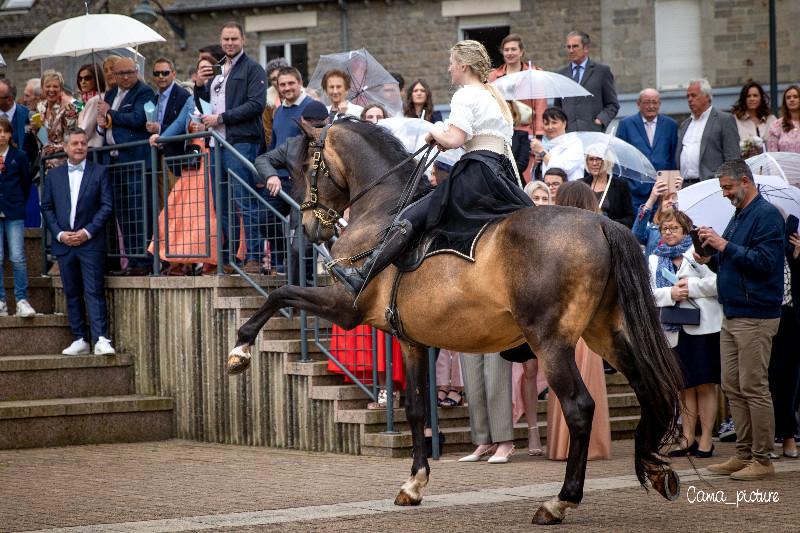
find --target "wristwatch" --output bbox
[218,114,224,125]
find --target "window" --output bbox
[1,0,35,9]
[655,0,702,89]
[460,25,510,69]
[262,41,308,82]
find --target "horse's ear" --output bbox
[298,118,320,140]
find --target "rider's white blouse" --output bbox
[445,85,513,144]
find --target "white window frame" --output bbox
[457,15,511,41]
[259,40,307,71]
[654,0,703,90]
[1,0,35,10]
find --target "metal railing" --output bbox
[37,131,441,457]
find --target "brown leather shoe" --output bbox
[243,260,262,274]
[707,456,749,475]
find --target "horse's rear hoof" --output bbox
[394,490,422,506]
[227,345,252,375]
[532,506,563,525]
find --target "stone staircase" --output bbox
[0,230,174,450]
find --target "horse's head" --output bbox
[291,119,353,242]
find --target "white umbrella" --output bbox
[746,152,800,188]
[678,174,800,231]
[0,53,5,68]
[491,68,592,100]
[17,14,165,61]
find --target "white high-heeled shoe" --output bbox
[458,444,497,462]
[488,443,515,464]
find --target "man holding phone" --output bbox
[194,21,266,273]
[693,159,784,481]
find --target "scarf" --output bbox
[653,235,692,331]
[81,90,98,104]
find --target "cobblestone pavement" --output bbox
[1,439,797,532]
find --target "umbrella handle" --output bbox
[598,175,612,210]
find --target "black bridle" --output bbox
[299,121,435,229]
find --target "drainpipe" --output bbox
[338,0,349,51]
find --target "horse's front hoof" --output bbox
[651,468,680,501]
[227,345,252,375]
[394,490,422,506]
[532,506,563,525]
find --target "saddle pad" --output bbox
[393,221,494,272]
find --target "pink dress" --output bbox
[546,338,612,461]
[766,118,800,153]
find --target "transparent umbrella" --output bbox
[560,131,657,182]
[0,53,5,68]
[746,152,800,188]
[377,116,464,168]
[491,68,592,100]
[308,48,402,117]
[678,174,800,231]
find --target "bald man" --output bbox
[97,57,157,275]
[616,88,678,171]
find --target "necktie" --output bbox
[645,121,655,146]
[0,155,4,172]
[572,65,582,83]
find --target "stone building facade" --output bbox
[1,0,799,116]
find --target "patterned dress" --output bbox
[36,98,78,169]
[767,118,800,154]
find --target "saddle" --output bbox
[392,222,493,272]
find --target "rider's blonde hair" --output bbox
[450,40,513,126]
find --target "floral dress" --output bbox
[36,99,78,169]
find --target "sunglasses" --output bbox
[78,75,94,82]
[152,70,172,78]
[114,70,137,77]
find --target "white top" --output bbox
[735,114,776,142]
[445,85,512,144]
[680,106,712,179]
[327,101,363,118]
[542,134,585,181]
[648,248,722,348]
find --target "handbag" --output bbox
[660,299,700,326]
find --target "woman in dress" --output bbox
[403,79,442,123]
[648,210,721,458]
[767,85,800,154]
[530,107,584,182]
[547,180,612,461]
[75,64,105,148]
[580,144,634,228]
[31,70,78,169]
[731,81,775,158]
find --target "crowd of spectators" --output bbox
[1,24,799,475]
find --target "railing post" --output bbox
[39,158,48,277]
[213,141,223,275]
[383,333,398,434]
[297,216,309,363]
[428,347,440,459]
[150,146,160,275]
[371,329,379,400]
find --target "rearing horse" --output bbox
[227,119,683,525]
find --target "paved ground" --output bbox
[1,439,798,532]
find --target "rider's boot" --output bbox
[331,219,413,296]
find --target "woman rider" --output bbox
[334,40,533,296]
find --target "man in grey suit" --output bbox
[676,79,740,183]
[554,31,619,132]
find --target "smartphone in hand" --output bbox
[212,64,223,77]
[690,227,715,257]
[657,170,681,194]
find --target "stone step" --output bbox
[0,314,74,356]
[2,276,54,314]
[258,338,328,354]
[360,416,640,457]
[0,354,134,401]
[0,394,174,449]
[605,372,635,394]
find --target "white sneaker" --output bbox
[62,338,91,355]
[15,299,36,317]
[0,301,7,317]
[94,336,116,356]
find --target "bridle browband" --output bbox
[299,121,433,229]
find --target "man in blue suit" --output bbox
[616,88,678,171]
[0,79,40,227]
[41,127,115,356]
[97,57,156,274]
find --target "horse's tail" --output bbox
[600,219,682,487]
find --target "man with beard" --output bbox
[694,159,785,481]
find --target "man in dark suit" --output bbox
[97,57,157,274]
[676,79,740,183]
[617,88,678,171]
[0,79,40,226]
[146,57,190,186]
[554,31,619,132]
[41,127,115,356]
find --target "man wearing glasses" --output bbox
[554,31,619,133]
[146,57,190,192]
[195,21,267,274]
[97,57,156,275]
